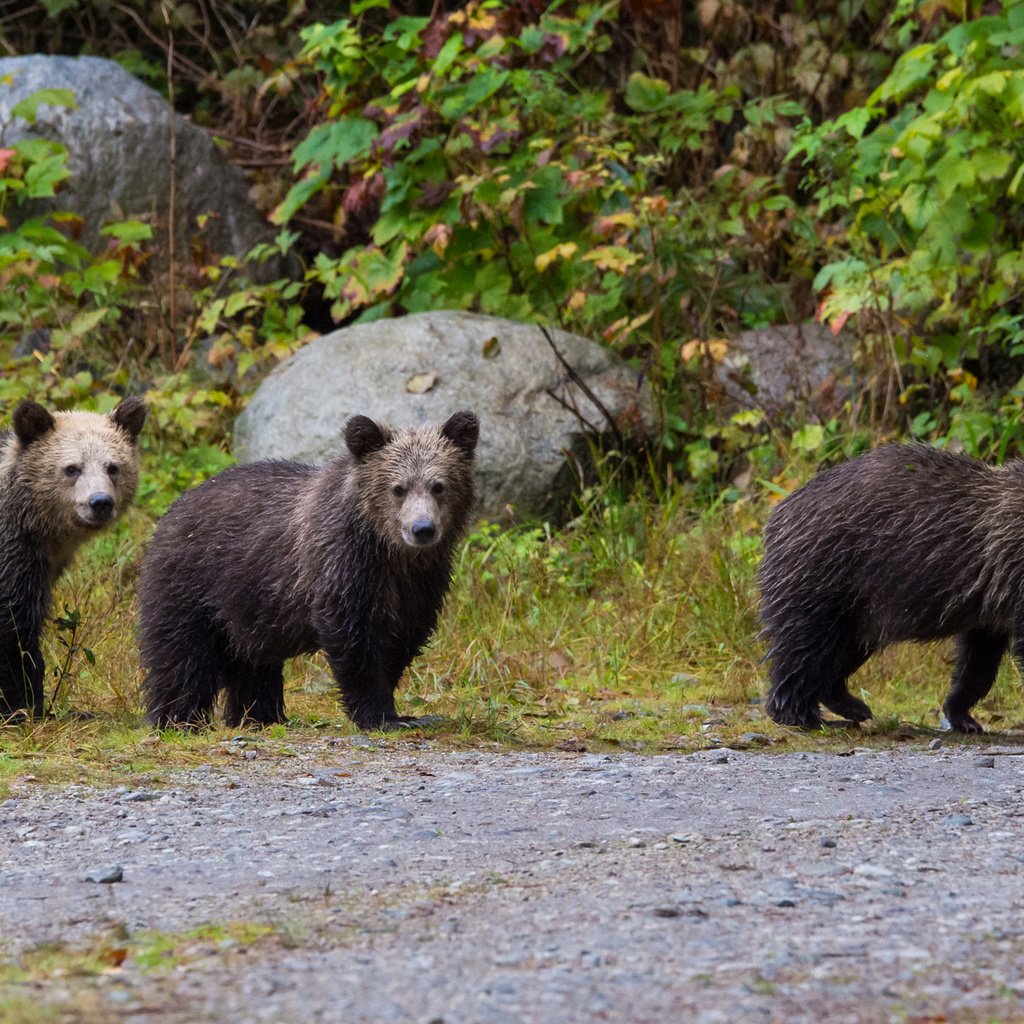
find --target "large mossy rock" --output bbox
[0,55,270,258]
[234,311,653,522]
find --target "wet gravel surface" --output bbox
[4,739,1024,1022]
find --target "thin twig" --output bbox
[161,1,179,368]
[539,325,626,450]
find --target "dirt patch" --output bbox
[3,739,1024,1023]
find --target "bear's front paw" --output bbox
[941,709,985,734]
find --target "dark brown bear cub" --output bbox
[760,443,1024,734]
[140,411,479,731]
[0,397,147,717]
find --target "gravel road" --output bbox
[3,737,1024,1023]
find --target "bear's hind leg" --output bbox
[765,622,871,729]
[141,612,225,729]
[820,637,873,723]
[943,629,1007,734]
[0,638,43,720]
[222,662,286,728]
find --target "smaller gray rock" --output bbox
[738,733,771,746]
[974,756,996,769]
[0,55,272,261]
[929,738,943,750]
[943,813,974,827]
[85,866,123,884]
[714,323,854,418]
[820,838,837,849]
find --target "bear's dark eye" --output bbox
[392,484,407,498]
[64,465,81,479]
[430,482,445,496]
[107,464,120,477]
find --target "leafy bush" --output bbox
[274,0,809,352]
[790,0,1024,451]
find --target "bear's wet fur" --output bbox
[139,410,479,731]
[759,442,1024,733]
[0,397,147,717]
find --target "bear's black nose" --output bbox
[411,518,437,543]
[89,493,115,519]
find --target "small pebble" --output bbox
[929,738,942,750]
[974,756,995,769]
[777,899,797,908]
[738,733,771,746]
[626,837,647,849]
[85,866,123,884]
[820,838,837,849]
[943,813,973,827]
[653,907,680,918]
[853,863,892,878]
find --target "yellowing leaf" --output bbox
[681,338,729,363]
[582,245,639,273]
[424,222,452,257]
[535,242,578,272]
[405,372,438,394]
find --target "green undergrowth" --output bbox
[0,920,282,1023]
[2,467,1022,798]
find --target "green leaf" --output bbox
[22,153,71,199]
[68,307,109,336]
[972,148,1012,181]
[272,165,331,225]
[433,32,463,77]
[11,88,77,124]
[438,66,509,119]
[624,72,672,113]
[871,45,936,103]
[792,423,825,453]
[292,117,378,172]
[100,221,153,243]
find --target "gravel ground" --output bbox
[3,738,1024,1023]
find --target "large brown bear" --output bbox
[0,397,147,717]
[139,410,479,731]
[759,442,1024,733]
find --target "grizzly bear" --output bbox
[759,442,1024,733]
[0,396,147,718]
[139,410,479,731]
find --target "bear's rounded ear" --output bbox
[12,400,56,446]
[345,415,388,462]
[109,396,147,443]
[441,410,479,458]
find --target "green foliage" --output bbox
[790,0,1024,454]
[276,1,809,350]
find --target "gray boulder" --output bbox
[234,311,652,521]
[715,323,854,419]
[0,55,270,259]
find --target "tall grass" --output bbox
[1,461,1018,795]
